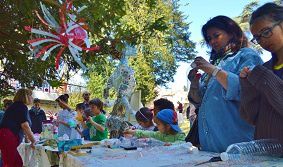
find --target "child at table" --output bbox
[133,107,157,131]
[86,98,108,141]
[75,103,90,139]
[124,109,185,143]
[56,94,80,139]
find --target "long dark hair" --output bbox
[250,3,283,24]
[57,94,69,103]
[202,15,248,64]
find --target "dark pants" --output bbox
[0,128,22,167]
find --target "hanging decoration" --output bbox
[25,0,100,70]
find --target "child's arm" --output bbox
[88,117,105,132]
[58,120,70,128]
[124,129,159,139]
[123,129,136,135]
[134,130,158,139]
[57,99,72,111]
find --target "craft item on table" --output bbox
[119,137,135,148]
[106,116,131,139]
[25,0,100,70]
[58,134,70,141]
[68,149,90,156]
[46,110,57,121]
[41,139,58,149]
[34,133,41,141]
[57,138,82,152]
[118,137,165,148]
[163,142,199,154]
[68,120,77,128]
[41,122,55,139]
[70,141,100,150]
[189,145,199,154]
[133,138,165,148]
[104,44,137,138]
[101,138,122,149]
[121,145,137,150]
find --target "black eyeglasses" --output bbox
[251,21,282,45]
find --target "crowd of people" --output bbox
[0,2,282,167]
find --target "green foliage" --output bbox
[0,0,196,104]
[234,0,282,54]
[0,0,59,97]
[170,0,196,62]
[234,1,263,53]
[68,92,83,109]
[84,0,195,104]
[130,55,156,104]
[87,56,115,100]
[234,0,259,32]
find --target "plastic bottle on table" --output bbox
[220,139,283,162]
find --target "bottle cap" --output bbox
[220,152,229,161]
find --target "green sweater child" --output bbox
[86,98,108,141]
[125,109,185,143]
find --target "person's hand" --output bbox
[88,116,94,124]
[24,136,30,143]
[123,129,135,135]
[30,140,36,149]
[164,142,172,146]
[194,57,216,74]
[82,114,88,122]
[240,67,251,78]
[187,68,199,82]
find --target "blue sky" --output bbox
[168,0,272,90]
[179,0,270,42]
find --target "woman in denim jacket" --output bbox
[188,16,263,152]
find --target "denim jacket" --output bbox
[198,47,263,152]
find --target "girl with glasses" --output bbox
[240,3,283,144]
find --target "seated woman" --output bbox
[240,3,283,144]
[124,109,185,143]
[134,107,157,131]
[86,98,108,141]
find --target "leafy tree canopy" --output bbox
[0,0,196,104]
